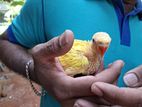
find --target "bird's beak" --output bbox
[98,45,108,57]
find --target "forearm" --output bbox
[0,34,38,83]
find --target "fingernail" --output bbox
[113,60,125,67]
[108,63,112,68]
[60,32,68,46]
[91,84,103,97]
[123,73,139,87]
[60,30,72,46]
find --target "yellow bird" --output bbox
[59,32,111,77]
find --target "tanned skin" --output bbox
[0,31,36,82]
[0,30,123,107]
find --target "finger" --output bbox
[61,97,110,107]
[74,99,101,107]
[61,97,102,107]
[74,97,111,107]
[74,98,112,107]
[92,82,142,107]
[94,60,124,83]
[123,65,142,87]
[68,60,124,97]
[32,30,74,58]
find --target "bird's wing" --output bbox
[59,40,91,76]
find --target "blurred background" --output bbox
[0,0,24,34]
[0,0,40,107]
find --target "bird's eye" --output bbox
[92,39,95,42]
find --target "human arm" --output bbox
[0,0,125,105]
[0,0,43,82]
[0,31,35,81]
[0,29,125,106]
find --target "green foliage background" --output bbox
[0,0,24,34]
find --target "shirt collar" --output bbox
[112,0,142,14]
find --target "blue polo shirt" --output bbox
[7,0,142,107]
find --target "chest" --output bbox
[43,0,119,40]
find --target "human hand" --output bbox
[72,62,124,107]
[61,59,124,107]
[91,65,142,107]
[30,30,124,106]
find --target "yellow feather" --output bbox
[59,39,99,76]
[59,32,111,76]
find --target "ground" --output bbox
[0,1,40,106]
[0,65,40,107]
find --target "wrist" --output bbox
[28,59,40,84]
[26,59,46,96]
[28,49,40,84]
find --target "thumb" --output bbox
[123,65,142,87]
[32,30,74,58]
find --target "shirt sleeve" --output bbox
[7,0,46,48]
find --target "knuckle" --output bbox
[45,38,56,52]
[46,37,63,54]
[46,42,55,53]
[53,37,62,49]
[57,36,62,49]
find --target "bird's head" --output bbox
[92,32,111,57]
